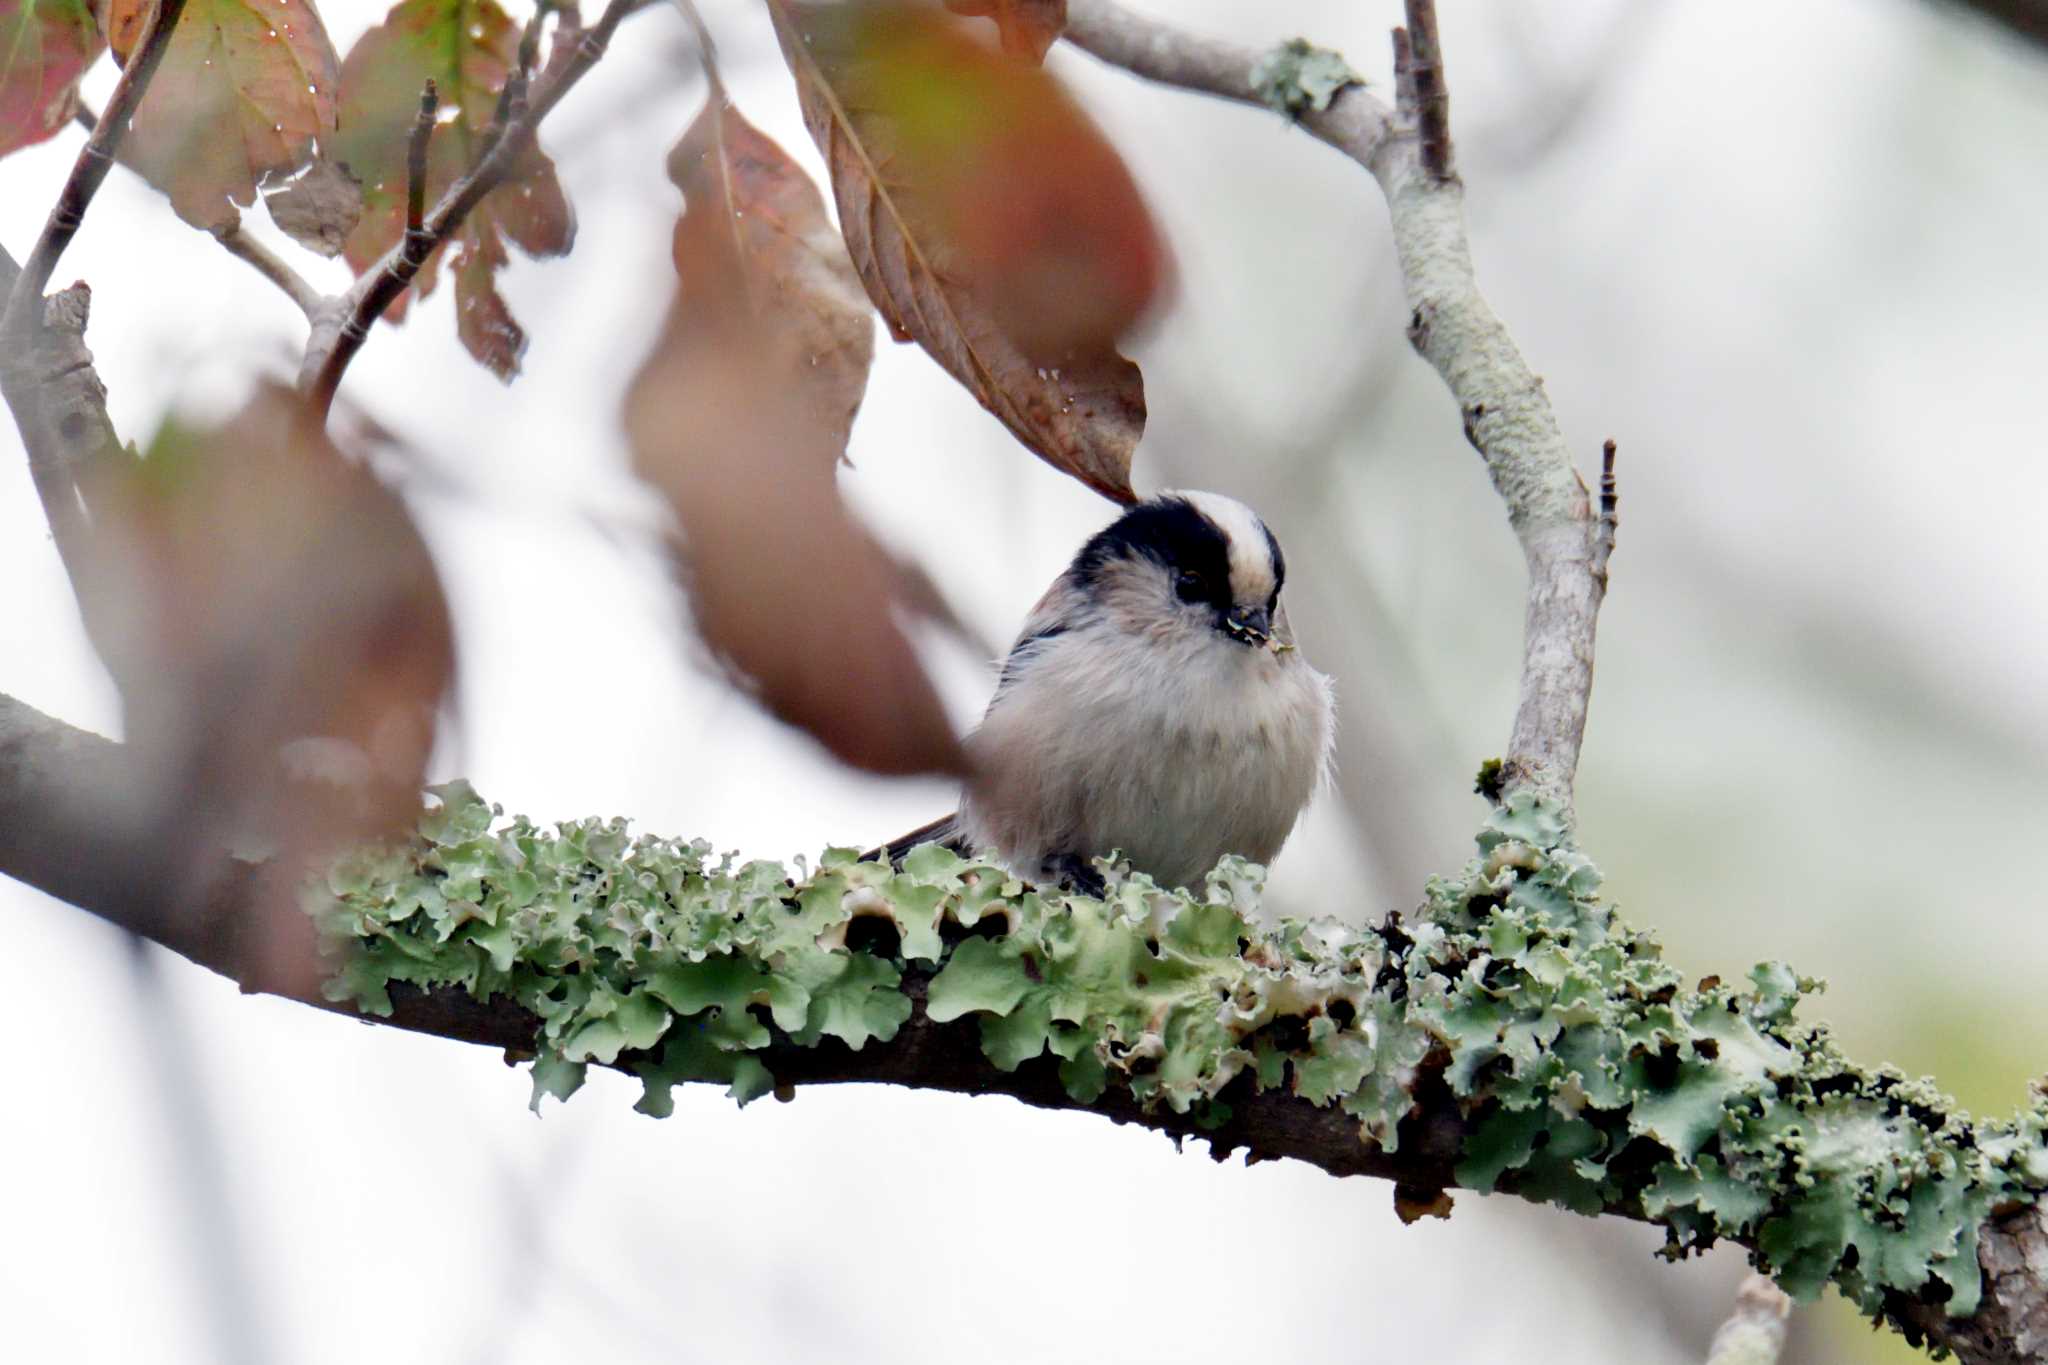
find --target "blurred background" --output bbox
[4,0,2046,1360]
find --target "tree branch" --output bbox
[212,218,325,321]
[303,0,653,418]
[2,694,2045,1363]
[1064,0,1608,820]
[0,0,188,339]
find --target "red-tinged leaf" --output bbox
[626,93,960,780]
[109,0,341,228]
[0,0,102,159]
[77,385,454,994]
[330,0,574,377]
[770,0,1166,504]
[666,89,875,451]
[943,0,1064,63]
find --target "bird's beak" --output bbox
[1223,603,1271,647]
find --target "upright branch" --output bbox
[1392,0,1453,180]
[0,0,189,338]
[303,0,652,418]
[1064,0,1610,821]
[404,81,440,254]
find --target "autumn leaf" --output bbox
[770,0,1166,504]
[626,90,961,779]
[943,0,1064,63]
[0,0,102,159]
[329,0,574,380]
[108,0,340,229]
[76,385,454,994]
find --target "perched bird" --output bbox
[887,491,1334,892]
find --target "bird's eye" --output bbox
[1174,571,1207,603]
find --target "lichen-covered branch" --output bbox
[1064,0,1609,819]
[2,698,2043,1362]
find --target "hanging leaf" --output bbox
[770,0,1165,504]
[942,0,1064,64]
[76,385,454,994]
[626,90,961,779]
[0,0,102,159]
[261,154,362,257]
[108,0,341,229]
[329,0,574,380]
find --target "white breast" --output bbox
[960,622,1334,890]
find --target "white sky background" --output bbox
[3,1,2046,1361]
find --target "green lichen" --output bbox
[1250,38,1363,120]
[311,782,2048,1335]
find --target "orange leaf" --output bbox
[330,0,574,378]
[771,0,1166,504]
[0,0,102,159]
[112,0,341,228]
[626,92,962,779]
[942,0,1064,63]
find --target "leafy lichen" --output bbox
[1250,38,1363,120]
[312,782,2048,1335]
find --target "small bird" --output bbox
[887,490,1334,892]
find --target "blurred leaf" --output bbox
[770,0,1164,504]
[0,0,102,159]
[330,0,574,378]
[625,90,962,779]
[110,0,340,228]
[261,154,362,256]
[942,0,1064,63]
[78,384,454,993]
[664,88,875,451]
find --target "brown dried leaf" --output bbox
[770,0,1166,504]
[330,0,574,378]
[261,155,362,256]
[78,385,454,992]
[111,0,341,229]
[942,0,1065,63]
[626,92,960,779]
[0,0,102,159]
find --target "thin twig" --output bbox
[1592,438,1618,588]
[212,218,325,320]
[304,0,654,418]
[405,80,440,253]
[1,0,189,340]
[1065,0,1602,817]
[1395,0,1455,180]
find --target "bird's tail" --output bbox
[868,812,968,867]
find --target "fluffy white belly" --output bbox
[960,626,1332,890]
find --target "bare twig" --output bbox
[1704,1275,1792,1365]
[1064,0,1605,819]
[212,218,325,320]
[1592,438,1618,588]
[1395,0,1455,180]
[406,80,440,252]
[304,0,654,418]
[1,0,189,340]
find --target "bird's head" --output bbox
[1068,490,1293,655]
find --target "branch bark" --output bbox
[1064,0,1609,820]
